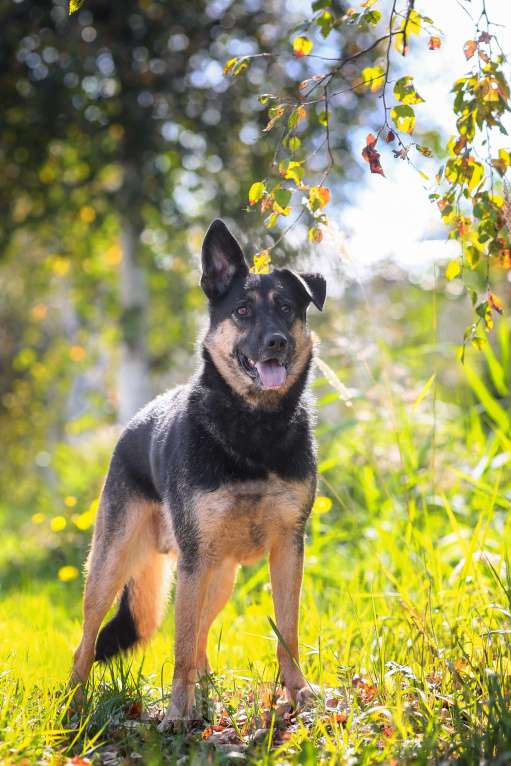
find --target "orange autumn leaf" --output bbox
[463,39,477,60]
[428,36,441,50]
[309,186,330,209]
[488,292,504,314]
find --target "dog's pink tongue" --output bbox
[255,360,287,389]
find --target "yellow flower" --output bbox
[58,565,79,582]
[51,516,67,532]
[312,496,333,514]
[65,495,77,507]
[72,511,94,531]
[31,513,45,524]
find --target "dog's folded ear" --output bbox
[282,270,327,311]
[201,219,248,299]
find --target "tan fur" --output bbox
[269,543,310,702]
[204,317,313,409]
[286,320,313,389]
[192,475,313,566]
[196,559,238,675]
[204,319,249,400]
[160,562,212,726]
[72,496,175,684]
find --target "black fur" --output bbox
[94,219,326,657]
[95,584,138,660]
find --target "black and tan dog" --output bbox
[71,219,326,729]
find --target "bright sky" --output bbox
[294,0,511,283]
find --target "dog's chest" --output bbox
[193,474,313,564]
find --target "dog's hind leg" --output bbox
[196,559,238,676]
[71,486,164,687]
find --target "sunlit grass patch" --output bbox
[1,316,510,763]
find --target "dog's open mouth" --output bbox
[237,352,287,390]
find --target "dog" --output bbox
[71,219,326,729]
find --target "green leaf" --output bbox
[273,188,292,208]
[413,373,436,411]
[393,76,425,105]
[363,9,382,25]
[390,105,416,134]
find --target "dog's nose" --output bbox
[263,332,288,353]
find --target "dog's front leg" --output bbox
[269,536,314,707]
[158,559,211,731]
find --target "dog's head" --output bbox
[201,219,326,404]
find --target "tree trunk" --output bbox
[118,213,150,425]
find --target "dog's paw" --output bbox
[285,683,318,710]
[157,697,201,733]
[157,711,201,734]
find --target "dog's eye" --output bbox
[235,305,251,318]
[280,303,292,314]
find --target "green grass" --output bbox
[1,305,511,764]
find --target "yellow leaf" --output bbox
[69,0,85,14]
[224,57,238,75]
[445,260,461,280]
[250,250,271,274]
[406,9,422,35]
[292,36,314,58]
[248,181,265,206]
[359,66,385,92]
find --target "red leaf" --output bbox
[385,129,396,143]
[361,135,385,176]
[125,701,143,719]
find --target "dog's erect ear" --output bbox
[282,270,327,311]
[201,219,248,299]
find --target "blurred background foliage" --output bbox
[0,0,509,582]
[0,0,376,502]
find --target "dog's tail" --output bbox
[95,553,172,662]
